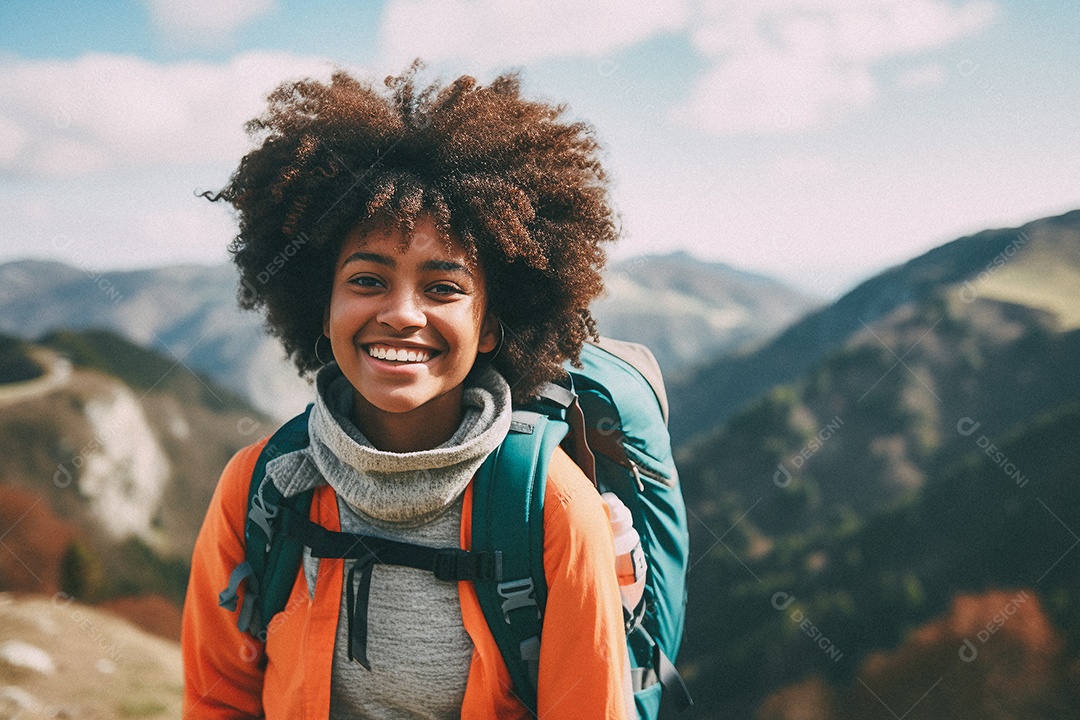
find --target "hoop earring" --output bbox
[486,321,507,361]
[314,334,332,365]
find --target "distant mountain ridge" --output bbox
[593,251,821,377]
[668,209,1080,445]
[0,253,819,418]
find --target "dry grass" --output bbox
[0,594,181,719]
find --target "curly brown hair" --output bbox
[204,63,617,401]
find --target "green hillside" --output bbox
[667,209,1080,717]
[676,404,1080,718]
[678,295,1080,537]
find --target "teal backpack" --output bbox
[218,338,692,717]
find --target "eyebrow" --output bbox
[340,251,473,277]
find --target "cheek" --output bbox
[326,293,367,334]
[325,300,344,338]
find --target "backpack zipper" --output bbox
[624,446,675,488]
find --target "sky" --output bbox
[1,0,1077,298]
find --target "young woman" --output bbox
[182,66,630,718]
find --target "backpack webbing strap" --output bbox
[471,409,568,713]
[287,513,503,669]
[537,382,597,485]
[219,407,314,639]
[289,513,502,580]
[657,646,693,710]
[632,625,694,711]
[218,561,252,612]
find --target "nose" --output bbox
[377,287,427,331]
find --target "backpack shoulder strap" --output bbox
[218,406,314,639]
[471,406,569,713]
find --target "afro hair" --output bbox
[205,62,618,401]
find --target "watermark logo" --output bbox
[775,416,843,487]
[51,234,125,305]
[256,233,310,285]
[958,590,1030,662]
[52,592,122,662]
[955,58,1023,126]
[237,416,261,437]
[956,417,1029,487]
[54,437,103,488]
[959,231,1029,303]
[772,591,844,662]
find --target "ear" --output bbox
[478,313,500,354]
[322,306,330,338]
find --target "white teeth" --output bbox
[367,345,431,363]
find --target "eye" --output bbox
[429,282,464,296]
[348,275,384,289]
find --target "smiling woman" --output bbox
[327,216,499,452]
[184,63,632,719]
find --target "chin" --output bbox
[361,392,430,416]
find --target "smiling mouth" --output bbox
[365,344,436,364]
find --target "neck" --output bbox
[350,388,465,453]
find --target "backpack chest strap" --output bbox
[285,512,502,668]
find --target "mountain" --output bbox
[665,209,1080,718]
[679,297,1080,536]
[0,330,272,609]
[0,260,313,420]
[0,253,818,418]
[669,210,1080,541]
[668,209,1080,445]
[592,252,821,377]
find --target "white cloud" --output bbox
[679,0,997,135]
[0,52,343,179]
[378,0,690,69]
[32,138,109,177]
[144,0,276,47]
[377,1,996,135]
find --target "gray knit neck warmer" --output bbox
[269,362,512,529]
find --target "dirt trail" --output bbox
[0,354,72,407]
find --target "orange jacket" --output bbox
[182,438,630,719]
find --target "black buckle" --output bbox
[432,549,502,581]
[433,549,465,581]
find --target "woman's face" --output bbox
[324,215,499,441]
